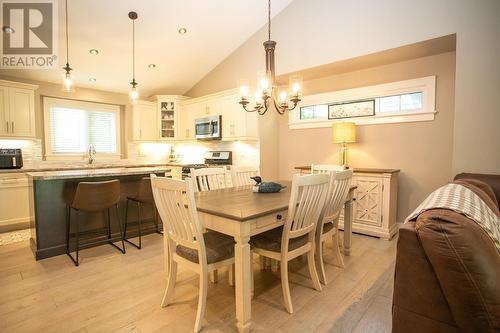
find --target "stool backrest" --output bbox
[311,164,345,174]
[190,167,229,192]
[150,175,206,260]
[136,177,154,204]
[72,179,121,212]
[231,166,260,187]
[283,173,329,248]
[322,169,353,222]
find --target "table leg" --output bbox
[234,234,252,333]
[343,193,354,256]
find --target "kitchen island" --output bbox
[27,167,170,260]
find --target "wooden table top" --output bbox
[195,181,356,222]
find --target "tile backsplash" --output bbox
[0,139,260,168]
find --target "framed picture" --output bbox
[328,99,375,119]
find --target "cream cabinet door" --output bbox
[353,176,383,227]
[8,88,36,137]
[0,86,9,136]
[132,101,158,141]
[180,103,197,140]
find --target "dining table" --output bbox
[193,180,357,333]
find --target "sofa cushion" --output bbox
[416,208,500,332]
[176,231,235,264]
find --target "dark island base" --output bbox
[29,173,165,260]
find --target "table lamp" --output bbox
[332,122,356,168]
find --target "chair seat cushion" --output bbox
[176,231,235,264]
[250,226,309,253]
[323,222,335,234]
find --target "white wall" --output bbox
[187,0,500,175]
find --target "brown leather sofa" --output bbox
[392,173,500,333]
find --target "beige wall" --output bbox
[279,52,456,222]
[187,0,500,175]
[0,75,131,158]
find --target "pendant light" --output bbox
[128,11,139,104]
[62,0,74,92]
[238,0,302,115]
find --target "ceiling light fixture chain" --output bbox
[128,11,139,103]
[62,0,73,92]
[238,0,302,115]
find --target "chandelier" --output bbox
[238,0,302,115]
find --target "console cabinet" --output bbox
[296,166,399,240]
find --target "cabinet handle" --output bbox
[11,121,14,133]
[5,121,8,133]
[139,129,142,139]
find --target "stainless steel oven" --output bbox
[195,115,222,140]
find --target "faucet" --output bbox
[87,144,96,164]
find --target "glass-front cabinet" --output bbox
[152,95,188,141]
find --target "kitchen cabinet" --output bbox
[0,173,31,232]
[152,95,189,141]
[132,100,157,141]
[0,80,38,138]
[179,89,258,141]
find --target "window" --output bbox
[43,97,121,159]
[290,76,436,129]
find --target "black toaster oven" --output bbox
[0,149,23,169]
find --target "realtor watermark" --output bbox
[1,0,58,69]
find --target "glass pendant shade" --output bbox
[62,72,73,92]
[129,86,139,104]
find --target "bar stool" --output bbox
[66,179,126,266]
[124,177,162,249]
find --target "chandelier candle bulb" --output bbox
[239,85,249,98]
[279,91,287,104]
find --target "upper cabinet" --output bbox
[0,80,38,138]
[132,95,188,142]
[132,100,157,141]
[179,89,258,141]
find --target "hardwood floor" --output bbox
[0,232,396,333]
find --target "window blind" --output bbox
[47,100,119,154]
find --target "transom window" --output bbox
[43,97,121,159]
[290,76,436,128]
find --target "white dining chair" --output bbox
[315,169,353,284]
[151,175,235,333]
[190,167,230,192]
[311,163,345,173]
[251,173,329,313]
[230,166,260,186]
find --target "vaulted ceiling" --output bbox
[0,0,294,97]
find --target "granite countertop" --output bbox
[294,166,400,174]
[0,162,183,174]
[27,166,171,180]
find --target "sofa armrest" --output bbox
[416,209,500,332]
[393,222,459,333]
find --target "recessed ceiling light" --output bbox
[89,77,97,82]
[2,26,15,34]
[178,27,187,34]
[89,49,99,55]
[148,64,156,69]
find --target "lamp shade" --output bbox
[332,122,356,143]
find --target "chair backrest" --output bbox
[150,174,207,261]
[190,167,229,192]
[231,166,260,187]
[311,164,345,174]
[322,169,353,222]
[282,173,329,247]
[72,179,121,212]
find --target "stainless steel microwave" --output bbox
[195,115,222,140]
